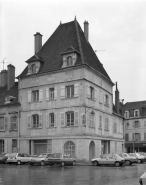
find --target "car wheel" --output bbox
[138,159,141,164]
[93,161,99,166]
[72,161,76,166]
[115,162,120,167]
[4,159,7,164]
[61,162,65,167]
[41,161,45,166]
[125,160,131,166]
[17,161,21,165]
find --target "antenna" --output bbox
[1,58,10,70]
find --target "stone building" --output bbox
[0,65,20,153]
[124,101,146,153]
[17,18,124,161]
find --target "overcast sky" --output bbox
[1,0,146,103]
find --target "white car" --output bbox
[129,153,146,163]
[91,153,125,167]
[7,153,31,165]
[118,153,138,165]
[29,153,52,166]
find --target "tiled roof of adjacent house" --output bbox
[0,82,19,107]
[18,19,112,83]
[124,101,146,110]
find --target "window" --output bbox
[90,87,94,99]
[99,115,102,128]
[12,139,17,153]
[31,64,36,74]
[134,110,139,118]
[64,141,75,158]
[10,116,18,130]
[50,113,54,127]
[125,133,129,141]
[66,56,73,66]
[104,94,110,106]
[66,112,74,126]
[32,90,39,102]
[0,117,4,131]
[89,111,95,127]
[49,88,54,100]
[125,111,129,118]
[129,109,134,117]
[66,85,74,98]
[133,121,140,128]
[32,114,39,128]
[140,107,146,117]
[133,133,141,141]
[87,85,96,100]
[113,123,117,133]
[104,118,109,130]
[0,140,4,153]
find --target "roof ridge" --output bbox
[74,19,84,64]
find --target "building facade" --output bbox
[17,19,124,161]
[124,101,146,153]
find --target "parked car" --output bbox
[7,153,31,165]
[47,153,76,166]
[0,153,8,164]
[139,171,146,185]
[29,153,52,166]
[129,153,146,163]
[91,153,125,167]
[118,153,138,165]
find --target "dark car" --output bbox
[48,153,76,166]
[0,153,8,164]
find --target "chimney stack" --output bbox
[7,64,15,91]
[115,82,119,114]
[84,21,89,42]
[0,70,7,87]
[34,32,43,54]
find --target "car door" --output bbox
[23,154,30,163]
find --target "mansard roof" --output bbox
[124,101,146,110]
[0,82,19,107]
[18,19,112,83]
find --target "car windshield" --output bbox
[52,153,62,158]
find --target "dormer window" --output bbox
[31,64,36,74]
[134,110,139,118]
[66,56,73,66]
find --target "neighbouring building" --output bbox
[0,65,20,153]
[17,18,124,161]
[124,101,146,153]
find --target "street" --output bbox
[0,163,145,185]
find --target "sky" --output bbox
[1,0,146,103]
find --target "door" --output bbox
[89,141,95,161]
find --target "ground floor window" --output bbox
[12,139,17,152]
[64,141,75,158]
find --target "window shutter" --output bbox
[144,133,146,141]
[54,87,57,100]
[4,117,7,130]
[87,84,90,98]
[28,91,31,103]
[54,113,57,127]
[39,113,43,128]
[74,111,79,126]
[81,113,86,125]
[139,133,141,141]
[138,121,140,127]
[27,115,31,129]
[108,97,110,107]
[61,112,65,127]
[89,113,92,126]
[94,88,97,101]
[99,90,102,103]
[74,84,79,97]
[46,88,49,101]
[132,133,135,141]
[39,89,43,102]
[133,122,135,128]
[60,86,65,99]
[46,113,49,128]
[103,95,106,104]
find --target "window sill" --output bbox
[87,97,96,101]
[104,129,109,131]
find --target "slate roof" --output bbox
[0,82,19,107]
[18,19,112,83]
[124,101,146,110]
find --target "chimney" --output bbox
[115,82,119,114]
[34,32,43,54]
[7,64,15,91]
[0,70,7,87]
[84,21,89,42]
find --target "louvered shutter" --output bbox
[54,87,57,100]
[74,84,79,97]
[132,133,135,141]
[46,88,49,101]
[27,115,31,129]
[133,122,135,128]
[87,84,90,98]
[94,88,97,101]
[39,113,43,128]
[81,113,86,125]
[46,113,49,128]
[99,90,102,103]
[74,111,79,126]
[139,133,141,141]
[103,95,106,104]
[54,113,57,127]
[39,89,43,101]
[4,117,7,130]
[61,112,65,127]
[60,86,65,99]
[28,91,31,103]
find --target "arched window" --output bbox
[64,141,75,158]
[31,64,36,74]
